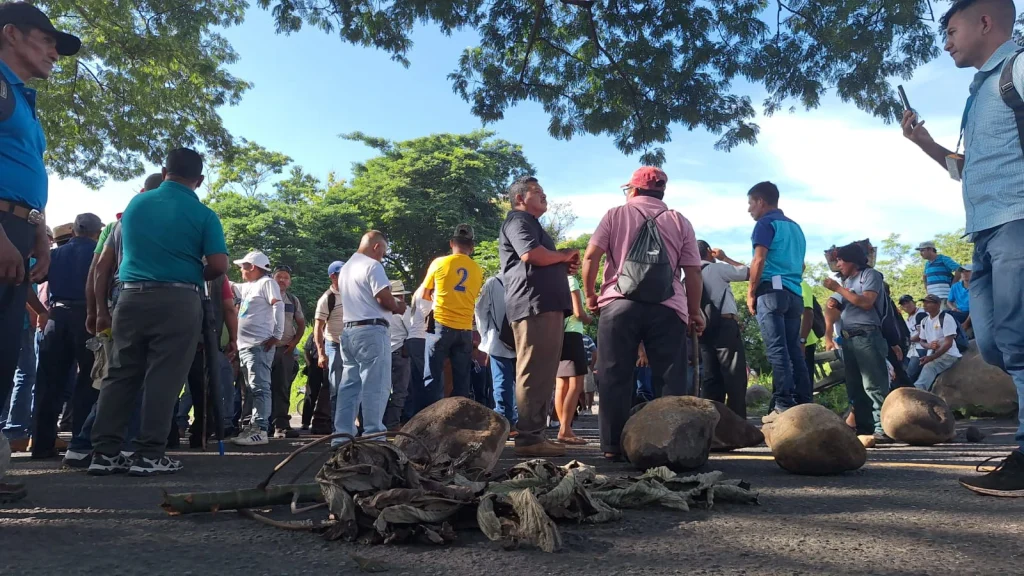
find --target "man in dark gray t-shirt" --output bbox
[823,243,890,442]
[497,176,577,458]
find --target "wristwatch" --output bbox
[799,337,807,345]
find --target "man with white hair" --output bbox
[333,231,405,445]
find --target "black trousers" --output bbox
[700,317,747,418]
[301,360,332,432]
[596,299,687,454]
[33,303,96,456]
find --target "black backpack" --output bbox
[810,298,826,339]
[699,263,729,340]
[1000,49,1024,153]
[615,207,675,304]
[324,289,338,318]
[915,311,969,354]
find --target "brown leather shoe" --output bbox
[514,440,566,458]
[8,438,29,452]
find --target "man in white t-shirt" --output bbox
[898,294,929,381]
[333,231,406,445]
[230,251,284,446]
[912,294,961,392]
[400,285,434,421]
[314,260,345,431]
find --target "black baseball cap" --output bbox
[898,294,914,305]
[0,2,81,56]
[452,224,475,243]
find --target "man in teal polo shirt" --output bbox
[0,2,81,502]
[89,148,229,477]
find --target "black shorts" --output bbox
[557,332,588,378]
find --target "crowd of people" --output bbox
[2,0,1024,504]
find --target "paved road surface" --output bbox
[3,416,1023,575]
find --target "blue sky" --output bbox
[47,5,998,270]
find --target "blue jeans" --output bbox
[755,290,812,409]
[176,387,193,431]
[69,395,141,453]
[333,325,391,446]
[489,355,518,426]
[1,326,37,438]
[326,339,343,424]
[238,345,273,431]
[635,366,654,402]
[422,324,473,408]
[970,220,1024,451]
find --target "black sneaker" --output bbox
[62,449,92,469]
[128,455,183,477]
[959,451,1024,497]
[872,433,895,445]
[88,452,132,476]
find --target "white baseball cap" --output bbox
[233,251,272,272]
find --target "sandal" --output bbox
[557,436,588,445]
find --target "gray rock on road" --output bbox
[745,384,770,406]
[880,387,955,446]
[932,343,1018,416]
[766,404,866,476]
[621,396,720,472]
[708,400,765,452]
[395,396,509,473]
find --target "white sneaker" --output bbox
[231,427,268,446]
[580,408,593,416]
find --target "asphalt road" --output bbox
[3,416,1023,576]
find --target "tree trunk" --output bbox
[161,483,323,515]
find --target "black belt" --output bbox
[344,319,389,328]
[842,326,878,339]
[121,281,199,293]
[51,299,86,308]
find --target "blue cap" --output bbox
[328,261,345,276]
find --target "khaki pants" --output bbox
[511,311,564,447]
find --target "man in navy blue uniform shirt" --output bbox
[31,214,102,459]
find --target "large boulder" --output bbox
[745,385,770,406]
[709,401,764,451]
[767,404,866,476]
[621,396,720,472]
[395,397,509,474]
[931,344,1018,416]
[880,388,955,446]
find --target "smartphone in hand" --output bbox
[898,85,919,127]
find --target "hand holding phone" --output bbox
[898,85,919,127]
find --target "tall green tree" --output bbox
[258,0,960,165]
[339,130,534,286]
[205,166,363,308]
[38,1,250,186]
[207,139,294,198]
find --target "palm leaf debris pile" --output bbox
[163,437,759,552]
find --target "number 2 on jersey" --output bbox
[454,267,469,292]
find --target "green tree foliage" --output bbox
[205,165,363,308]
[874,230,972,301]
[338,130,534,287]
[258,0,951,164]
[207,139,293,198]
[542,201,577,244]
[39,1,250,186]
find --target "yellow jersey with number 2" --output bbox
[421,253,484,331]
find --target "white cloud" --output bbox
[560,110,968,262]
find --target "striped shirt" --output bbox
[962,41,1024,234]
[924,254,960,299]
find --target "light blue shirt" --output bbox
[750,209,805,296]
[962,41,1024,234]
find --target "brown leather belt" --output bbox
[0,200,42,225]
[720,313,737,320]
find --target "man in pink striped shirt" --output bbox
[582,167,704,461]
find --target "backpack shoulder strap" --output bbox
[999,49,1024,155]
[325,290,337,316]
